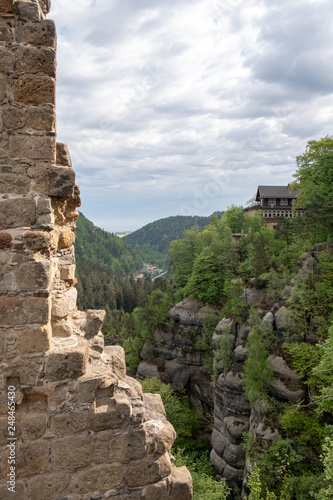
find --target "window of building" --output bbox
[268,198,276,206]
[280,198,288,205]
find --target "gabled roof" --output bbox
[256,186,299,201]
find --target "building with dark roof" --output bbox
[244,185,304,228]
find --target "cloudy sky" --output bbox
[50,0,333,232]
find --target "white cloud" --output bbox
[50,0,333,231]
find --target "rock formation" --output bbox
[0,1,192,499]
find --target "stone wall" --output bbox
[0,1,192,498]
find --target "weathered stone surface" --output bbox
[15,260,50,289]
[0,198,36,229]
[14,74,55,104]
[0,172,31,194]
[60,264,76,280]
[0,0,14,14]
[56,142,72,167]
[0,296,49,326]
[52,287,77,318]
[127,453,172,488]
[137,361,160,380]
[0,46,13,73]
[15,46,56,77]
[210,449,227,475]
[45,337,88,381]
[0,483,25,500]
[53,433,92,471]
[17,325,51,353]
[9,134,55,160]
[34,164,76,198]
[85,309,106,338]
[17,18,56,46]
[51,409,90,437]
[58,230,75,248]
[0,232,13,248]
[0,18,13,42]
[242,286,266,305]
[267,355,305,402]
[24,230,54,250]
[263,311,274,325]
[170,466,193,500]
[0,74,6,102]
[26,473,71,500]
[72,463,124,494]
[90,393,131,431]
[14,440,50,478]
[169,298,220,327]
[105,345,127,379]
[14,0,42,21]
[255,422,280,443]
[21,413,47,440]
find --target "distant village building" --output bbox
[244,185,304,228]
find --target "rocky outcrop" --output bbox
[0,2,192,499]
[137,298,220,432]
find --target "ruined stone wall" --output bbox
[0,1,192,498]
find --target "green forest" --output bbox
[75,137,333,499]
[123,214,221,267]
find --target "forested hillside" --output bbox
[123,214,222,266]
[75,213,154,333]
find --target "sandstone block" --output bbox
[143,479,169,500]
[0,172,31,194]
[58,230,75,248]
[37,197,52,214]
[0,46,13,73]
[27,473,71,500]
[27,105,55,131]
[15,260,50,290]
[53,433,92,471]
[0,137,9,158]
[50,409,90,437]
[17,19,56,47]
[14,0,42,21]
[0,18,14,42]
[52,287,77,318]
[45,338,88,381]
[143,393,167,421]
[51,317,73,338]
[34,165,76,198]
[104,345,126,379]
[137,362,160,380]
[9,134,55,161]
[211,428,229,456]
[24,230,52,250]
[0,296,49,326]
[0,197,35,229]
[17,325,50,354]
[0,0,14,13]
[0,483,25,500]
[170,466,193,500]
[60,264,76,280]
[0,232,13,248]
[56,142,72,167]
[77,374,117,404]
[15,46,56,77]
[21,413,47,440]
[72,463,124,495]
[11,440,50,478]
[127,453,172,488]
[14,74,55,105]
[3,105,27,129]
[8,355,44,385]
[0,74,6,103]
[90,393,131,432]
[85,309,106,338]
[145,420,176,455]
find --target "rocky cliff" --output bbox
[0,2,192,499]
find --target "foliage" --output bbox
[214,329,235,378]
[312,437,333,500]
[173,445,231,500]
[311,323,333,417]
[243,332,273,408]
[285,343,321,381]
